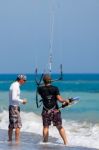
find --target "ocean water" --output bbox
[0,74,99,150]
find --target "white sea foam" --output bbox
[0,110,99,149]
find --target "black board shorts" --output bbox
[8,105,22,129]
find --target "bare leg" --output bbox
[15,128,20,143]
[57,126,68,145]
[43,126,49,142]
[8,128,13,142]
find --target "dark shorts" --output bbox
[42,110,62,127]
[8,105,22,129]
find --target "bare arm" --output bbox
[57,95,69,105]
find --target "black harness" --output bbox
[35,64,63,108]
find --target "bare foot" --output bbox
[15,140,20,144]
[8,139,12,142]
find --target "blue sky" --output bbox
[0,0,99,73]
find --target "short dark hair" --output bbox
[43,74,51,84]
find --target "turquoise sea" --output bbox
[0,74,99,150]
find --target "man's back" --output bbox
[38,85,60,109]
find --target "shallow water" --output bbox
[0,129,97,150]
[0,74,99,149]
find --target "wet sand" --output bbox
[0,129,97,150]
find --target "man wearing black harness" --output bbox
[38,74,69,145]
